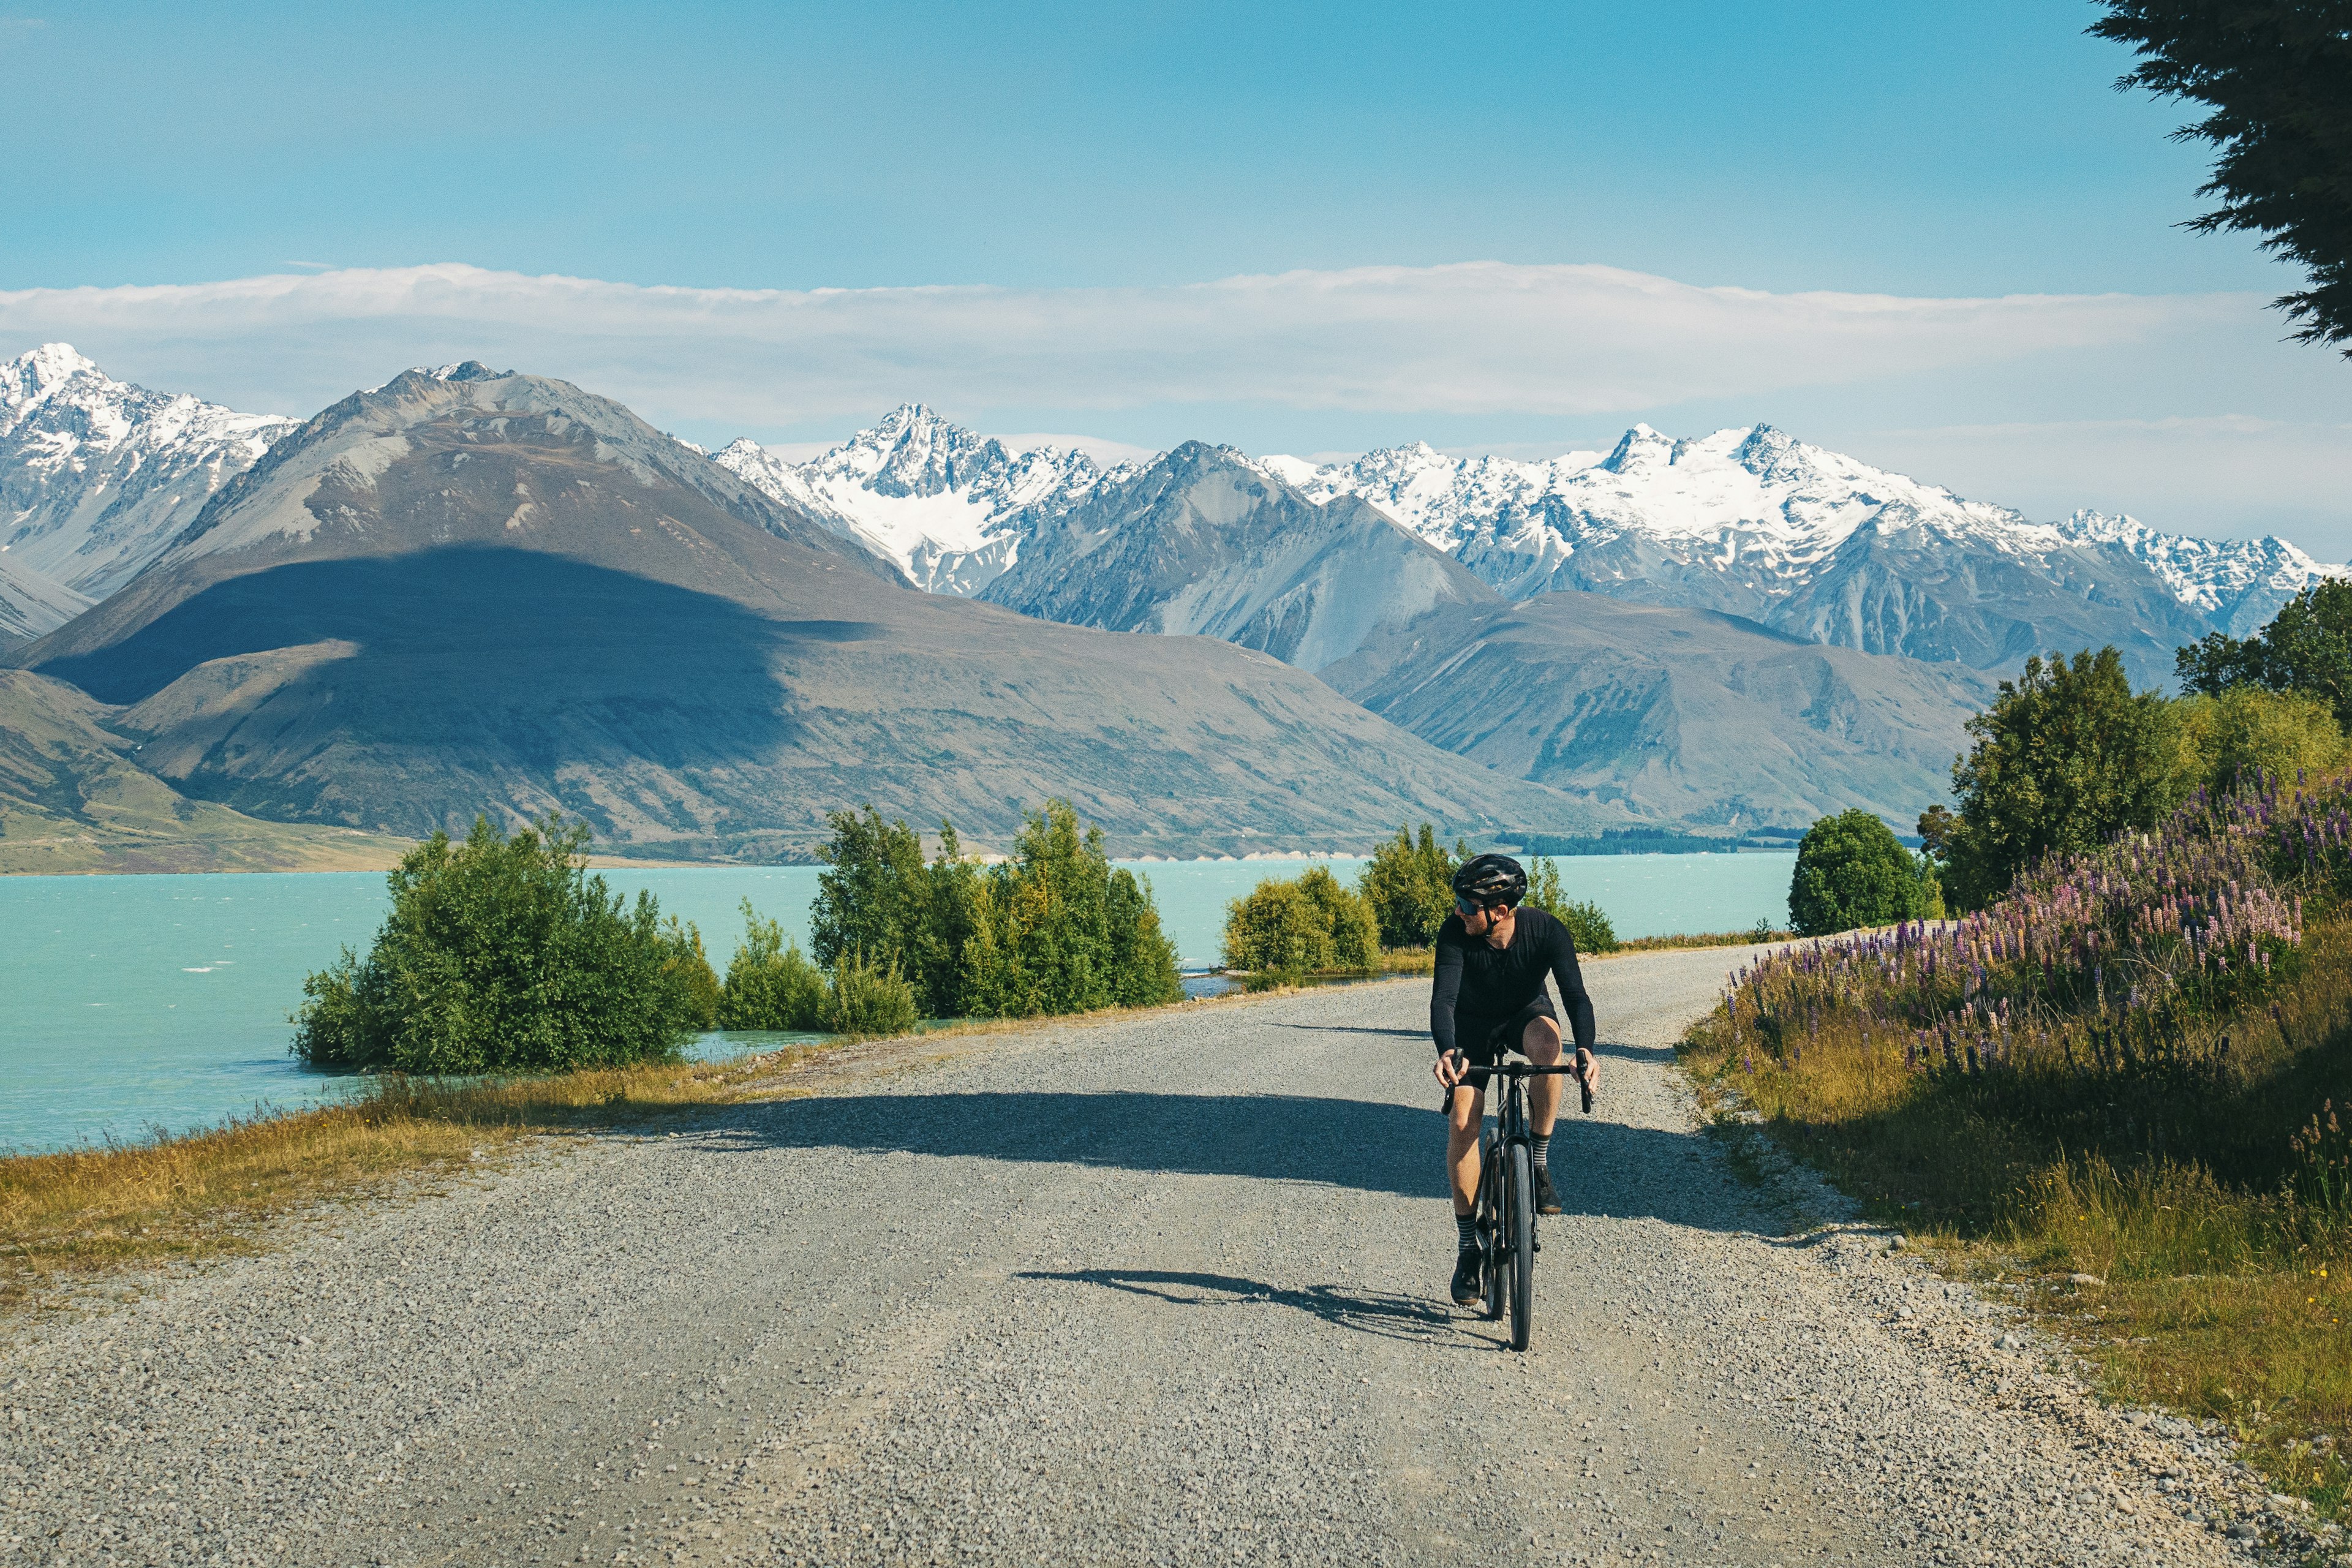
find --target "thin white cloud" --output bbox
[987,431,1160,464]
[0,260,2253,426]
[4,260,2345,551]
[1857,415,2352,554]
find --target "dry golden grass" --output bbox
[0,986,1281,1318]
[1678,921,2352,1516]
[0,1049,816,1316]
[1611,929,1787,954]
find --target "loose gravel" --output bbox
[1,946,2325,1566]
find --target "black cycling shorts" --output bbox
[1448,994,1559,1071]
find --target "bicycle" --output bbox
[1449,1049,1589,1352]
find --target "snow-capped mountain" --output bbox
[714,405,1131,594]
[1,344,295,598]
[1292,424,2343,647]
[976,442,1494,670]
[2057,508,2342,637]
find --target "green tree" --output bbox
[715,899,827,1031]
[1937,649,2185,911]
[2090,1,2352,354]
[1789,810,1939,937]
[2173,684,2348,794]
[1357,824,1463,948]
[293,815,701,1072]
[2177,580,2352,729]
[810,806,932,976]
[661,916,721,1030]
[954,801,1182,1017]
[1522,854,1618,953]
[910,823,989,1019]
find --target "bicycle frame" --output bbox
[1452,1055,1579,1351]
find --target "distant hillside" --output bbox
[0,668,412,873]
[12,364,1603,859]
[1322,593,1997,831]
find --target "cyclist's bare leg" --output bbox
[1446,1084,1487,1215]
[1521,1014,1564,1136]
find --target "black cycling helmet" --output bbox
[1451,853,1528,910]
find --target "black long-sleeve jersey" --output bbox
[1428,905,1597,1057]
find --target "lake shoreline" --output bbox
[1,856,1797,1153]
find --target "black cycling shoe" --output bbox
[1534,1163,1563,1215]
[1449,1248,1483,1306]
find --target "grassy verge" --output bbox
[0,1049,816,1316]
[1678,918,2352,1514]
[0,981,1311,1317]
[1613,927,1787,953]
[1371,932,1785,973]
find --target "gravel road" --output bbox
[2,947,2304,1566]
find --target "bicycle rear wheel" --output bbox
[1477,1130,1505,1321]
[1506,1140,1535,1351]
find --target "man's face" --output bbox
[1457,897,1502,935]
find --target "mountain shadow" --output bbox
[34,548,824,839]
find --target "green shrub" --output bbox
[1789,809,1940,936]
[1358,824,1463,948]
[1523,855,1618,952]
[1223,880,1335,974]
[2173,684,2347,795]
[1223,865,1384,974]
[952,801,1183,1017]
[807,807,1177,1020]
[1298,866,1381,970]
[824,947,921,1038]
[292,815,702,1072]
[715,899,827,1030]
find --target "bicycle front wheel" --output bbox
[1478,1129,1505,1321]
[1507,1140,1534,1351]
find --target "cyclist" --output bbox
[1431,853,1598,1306]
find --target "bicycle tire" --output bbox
[1507,1140,1535,1351]
[1478,1130,1505,1321]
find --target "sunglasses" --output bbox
[1456,897,1502,918]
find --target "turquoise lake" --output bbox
[0,852,1794,1153]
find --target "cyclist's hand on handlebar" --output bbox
[1574,1047,1597,1093]
[1433,1049,1469,1089]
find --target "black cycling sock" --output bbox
[1455,1213,1478,1251]
[1531,1133,1552,1172]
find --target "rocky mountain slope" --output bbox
[0,552,91,645]
[1,344,294,599]
[12,366,1597,858]
[1323,594,1997,829]
[713,405,1123,593]
[976,442,1496,670]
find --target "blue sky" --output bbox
[4,1,2349,550]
